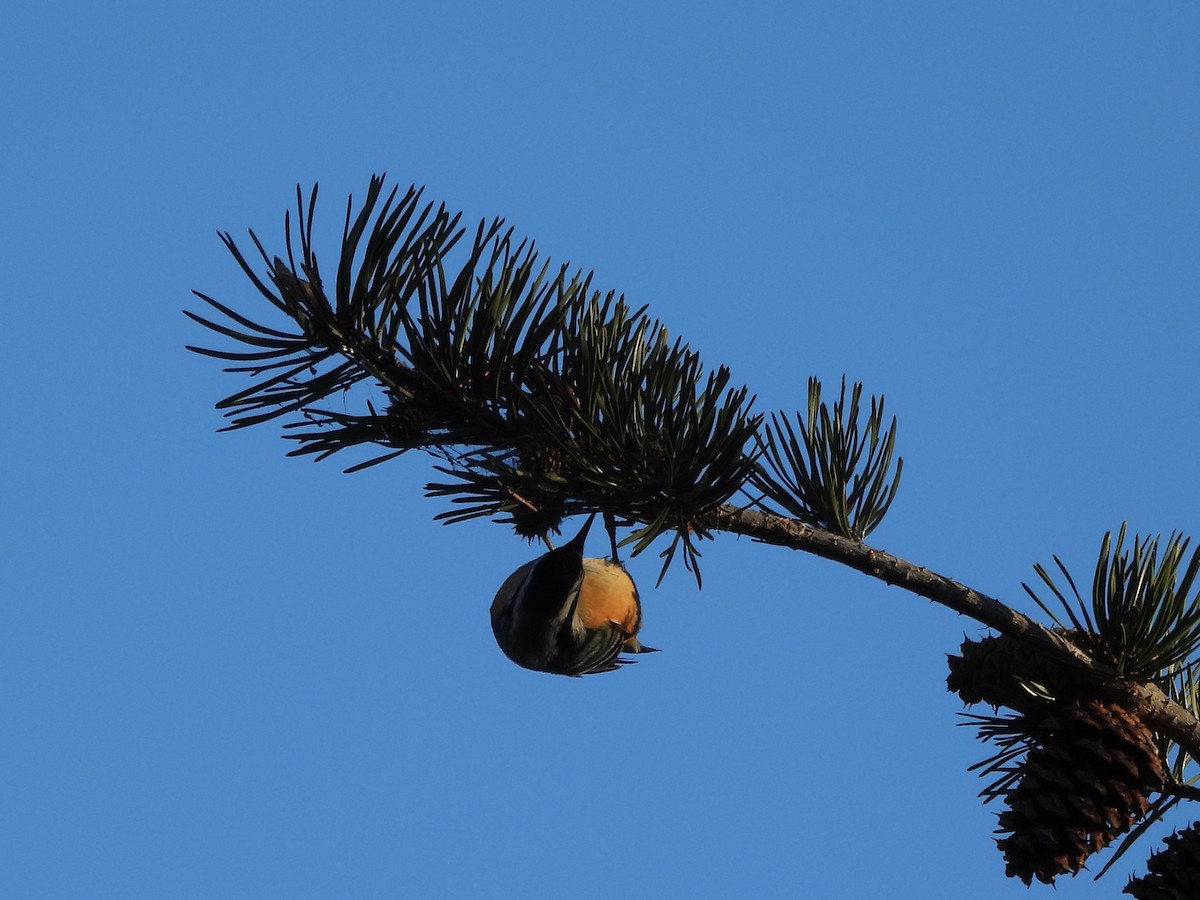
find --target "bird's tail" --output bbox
[622,637,659,654]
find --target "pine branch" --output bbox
[191,175,1200,883]
[189,176,762,574]
[698,504,1200,759]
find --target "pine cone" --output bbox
[947,633,1088,713]
[997,698,1165,886]
[383,397,426,444]
[507,490,565,543]
[1124,822,1200,899]
[520,439,567,479]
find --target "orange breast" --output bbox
[575,558,641,637]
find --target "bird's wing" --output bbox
[559,623,627,676]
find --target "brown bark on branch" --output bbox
[699,504,1200,756]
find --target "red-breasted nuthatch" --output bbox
[490,514,656,676]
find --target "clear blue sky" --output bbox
[4,3,1198,897]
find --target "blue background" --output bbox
[4,3,1198,897]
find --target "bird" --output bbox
[490,514,657,675]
